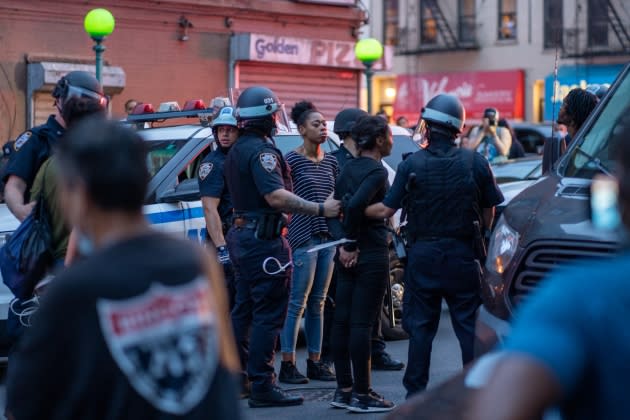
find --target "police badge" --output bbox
[14,131,32,151]
[97,278,219,415]
[259,152,278,173]
[198,162,213,181]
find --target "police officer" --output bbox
[198,106,238,309]
[224,86,339,408]
[3,71,105,221]
[365,94,504,398]
[322,108,405,372]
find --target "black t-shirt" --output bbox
[198,148,232,222]
[331,157,389,249]
[6,231,241,420]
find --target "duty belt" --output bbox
[233,216,257,229]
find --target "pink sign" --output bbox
[394,70,524,123]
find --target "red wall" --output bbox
[0,0,363,141]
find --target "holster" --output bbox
[254,213,287,240]
[472,221,487,262]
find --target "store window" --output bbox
[384,0,399,46]
[588,0,609,47]
[498,0,517,40]
[543,0,563,49]
[421,4,438,44]
[458,0,477,43]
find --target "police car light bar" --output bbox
[125,99,214,125]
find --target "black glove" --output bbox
[216,245,230,266]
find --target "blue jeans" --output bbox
[280,235,335,355]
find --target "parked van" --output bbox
[475,62,629,355]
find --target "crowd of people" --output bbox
[0,68,621,419]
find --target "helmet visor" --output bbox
[65,85,108,108]
[274,103,291,134]
[412,119,428,148]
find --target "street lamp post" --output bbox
[354,38,384,115]
[84,8,115,83]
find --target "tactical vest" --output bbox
[225,132,291,214]
[405,147,481,241]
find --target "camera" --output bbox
[483,108,499,126]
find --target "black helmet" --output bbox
[421,94,465,133]
[333,108,368,135]
[235,86,281,120]
[52,71,106,108]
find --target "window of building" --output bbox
[458,0,477,43]
[498,0,517,40]
[384,0,399,46]
[543,0,563,48]
[421,4,438,44]
[588,0,609,47]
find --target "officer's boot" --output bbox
[306,359,336,381]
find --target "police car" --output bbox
[0,101,415,356]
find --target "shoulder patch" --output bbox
[259,152,278,173]
[14,131,32,151]
[198,162,213,181]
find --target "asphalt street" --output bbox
[241,305,462,420]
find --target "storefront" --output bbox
[544,64,625,121]
[393,70,525,125]
[230,33,392,119]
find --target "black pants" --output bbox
[331,247,388,394]
[227,227,291,393]
[401,239,481,398]
[322,266,387,361]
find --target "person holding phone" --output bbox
[465,108,512,163]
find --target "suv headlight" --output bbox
[486,215,519,275]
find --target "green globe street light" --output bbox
[84,8,115,83]
[355,38,384,115]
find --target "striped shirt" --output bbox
[285,150,338,250]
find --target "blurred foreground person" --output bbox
[5,119,241,420]
[469,114,630,419]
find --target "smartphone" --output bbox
[590,175,621,231]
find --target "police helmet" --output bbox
[212,106,238,128]
[333,108,369,135]
[421,94,465,134]
[52,71,106,108]
[586,83,610,100]
[235,86,281,120]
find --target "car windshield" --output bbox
[563,66,630,178]
[274,134,339,156]
[491,158,542,183]
[145,139,188,178]
[383,135,420,170]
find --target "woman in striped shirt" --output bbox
[279,101,338,384]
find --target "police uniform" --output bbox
[198,148,234,306]
[3,115,64,195]
[224,129,293,397]
[384,135,503,397]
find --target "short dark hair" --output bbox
[57,118,149,212]
[563,88,598,131]
[352,115,389,151]
[61,97,107,128]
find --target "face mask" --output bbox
[77,230,95,256]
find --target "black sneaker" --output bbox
[347,391,395,413]
[306,359,336,381]
[371,353,405,371]
[329,388,352,409]
[248,386,304,408]
[279,361,309,384]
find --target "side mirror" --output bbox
[542,134,567,174]
[158,179,200,203]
